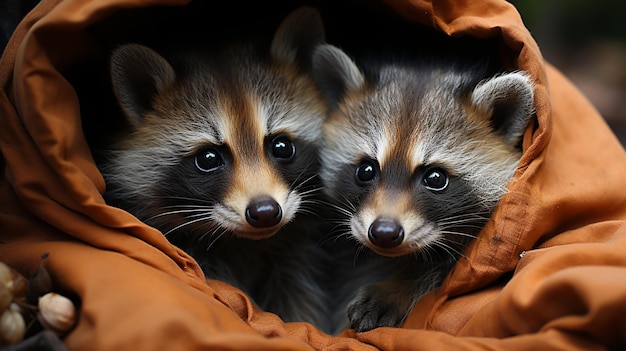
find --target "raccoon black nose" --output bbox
[245,197,282,228]
[368,218,404,249]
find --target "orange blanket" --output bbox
[2,0,626,350]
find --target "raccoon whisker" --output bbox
[298,197,324,207]
[289,165,311,187]
[324,218,353,228]
[434,209,490,222]
[321,218,351,235]
[296,197,327,218]
[148,208,213,221]
[317,226,353,248]
[321,224,351,243]
[320,201,354,218]
[157,203,213,209]
[295,206,320,218]
[335,227,356,243]
[437,212,489,224]
[297,189,325,207]
[297,183,322,194]
[195,223,219,243]
[326,219,361,249]
[352,244,371,266]
[163,216,213,238]
[145,205,212,221]
[336,193,358,213]
[415,245,435,263]
[192,219,221,240]
[432,240,468,260]
[315,232,333,247]
[204,228,230,253]
[300,172,319,187]
[320,194,357,214]
[437,219,488,231]
[296,186,324,199]
[417,245,441,263]
[439,224,484,232]
[292,184,324,217]
[438,230,478,240]
[159,196,215,205]
[419,240,461,263]
[290,172,318,192]
[183,212,218,221]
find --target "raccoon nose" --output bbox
[368,218,404,249]
[245,197,283,228]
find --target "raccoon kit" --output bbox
[312,45,534,332]
[101,8,334,331]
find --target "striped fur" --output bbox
[101,7,335,332]
[312,44,534,332]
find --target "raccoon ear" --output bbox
[311,44,365,108]
[470,71,535,146]
[110,44,176,125]
[270,6,326,69]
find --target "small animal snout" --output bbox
[368,218,404,249]
[245,196,283,228]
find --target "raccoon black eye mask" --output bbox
[99,7,336,333]
[312,44,535,332]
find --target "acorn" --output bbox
[0,261,28,299]
[0,307,26,345]
[38,292,76,335]
[0,262,29,346]
[0,263,12,287]
[7,269,28,298]
[0,263,13,311]
[0,286,11,313]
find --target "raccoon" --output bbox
[312,44,535,332]
[100,7,334,331]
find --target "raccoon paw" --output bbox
[346,283,409,332]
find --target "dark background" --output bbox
[509,0,626,146]
[2,0,624,146]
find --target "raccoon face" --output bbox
[313,45,534,257]
[103,8,326,240]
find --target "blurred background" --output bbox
[509,0,626,146]
[1,0,624,146]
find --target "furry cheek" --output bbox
[401,220,440,252]
[349,213,370,247]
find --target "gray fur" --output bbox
[313,45,535,332]
[471,72,535,145]
[101,7,335,333]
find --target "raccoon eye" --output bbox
[422,167,449,191]
[355,159,378,185]
[270,135,295,161]
[195,147,224,173]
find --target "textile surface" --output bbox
[1,0,625,350]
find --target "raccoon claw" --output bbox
[347,285,407,332]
